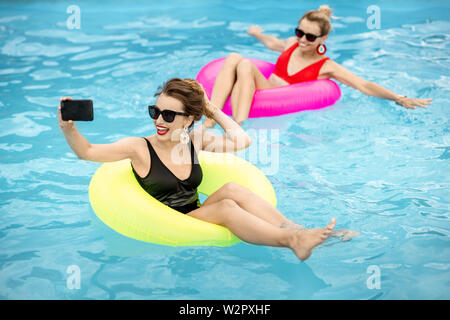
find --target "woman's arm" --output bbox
[247,25,295,52]
[322,61,432,109]
[58,97,140,162]
[192,104,251,153]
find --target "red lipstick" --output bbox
[156,125,169,136]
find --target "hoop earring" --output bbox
[316,43,327,55]
[180,127,190,144]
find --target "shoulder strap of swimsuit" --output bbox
[280,42,298,65]
[143,137,159,164]
[145,136,197,167]
[309,57,330,73]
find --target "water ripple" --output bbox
[401,225,450,239]
[0,112,52,138]
[2,37,89,57]
[71,58,123,71]
[24,29,140,44]
[0,143,32,152]
[342,252,386,264]
[70,48,127,61]
[29,69,71,80]
[0,157,96,184]
[0,15,28,23]
[27,220,90,231]
[0,251,40,270]
[24,95,58,107]
[21,266,63,282]
[0,66,33,75]
[424,263,450,270]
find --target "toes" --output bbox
[326,218,336,230]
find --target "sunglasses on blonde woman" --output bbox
[295,27,322,42]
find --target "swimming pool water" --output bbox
[0,0,449,300]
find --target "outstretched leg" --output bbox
[188,198,336,260]
[203,182,359,241]
[202,182,290,227]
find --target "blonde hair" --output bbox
[299,5,333,36]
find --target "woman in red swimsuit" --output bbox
[203,5,432,127]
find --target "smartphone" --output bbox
[61,99,94,121]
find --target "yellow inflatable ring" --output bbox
[89,151,277,247]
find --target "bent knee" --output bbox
[221,182,243,196]
[218,198,238,210]
[236,59,253,76]
[224,53,243,67]
[227,52,243,62]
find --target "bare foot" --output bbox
[288,218,336,261]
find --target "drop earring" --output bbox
[316,43,327,55]
[180,126,190,144]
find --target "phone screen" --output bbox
[61,99,94,121]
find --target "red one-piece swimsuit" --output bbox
[272,43,330,84]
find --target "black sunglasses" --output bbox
[295,28,322,42]
[148,105,187,123]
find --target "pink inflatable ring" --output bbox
[196,57,341,118]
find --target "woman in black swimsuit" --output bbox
[59,78,337,261]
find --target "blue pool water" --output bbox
[0,0,449,300]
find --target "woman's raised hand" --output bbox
[247,24,264,36]
[58,97,74,131]
[396,96,433,109]
[198,84,217,120]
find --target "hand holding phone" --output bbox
[60,98,94,121]
[58,97,73,131]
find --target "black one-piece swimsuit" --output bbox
[131,137,203,214]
